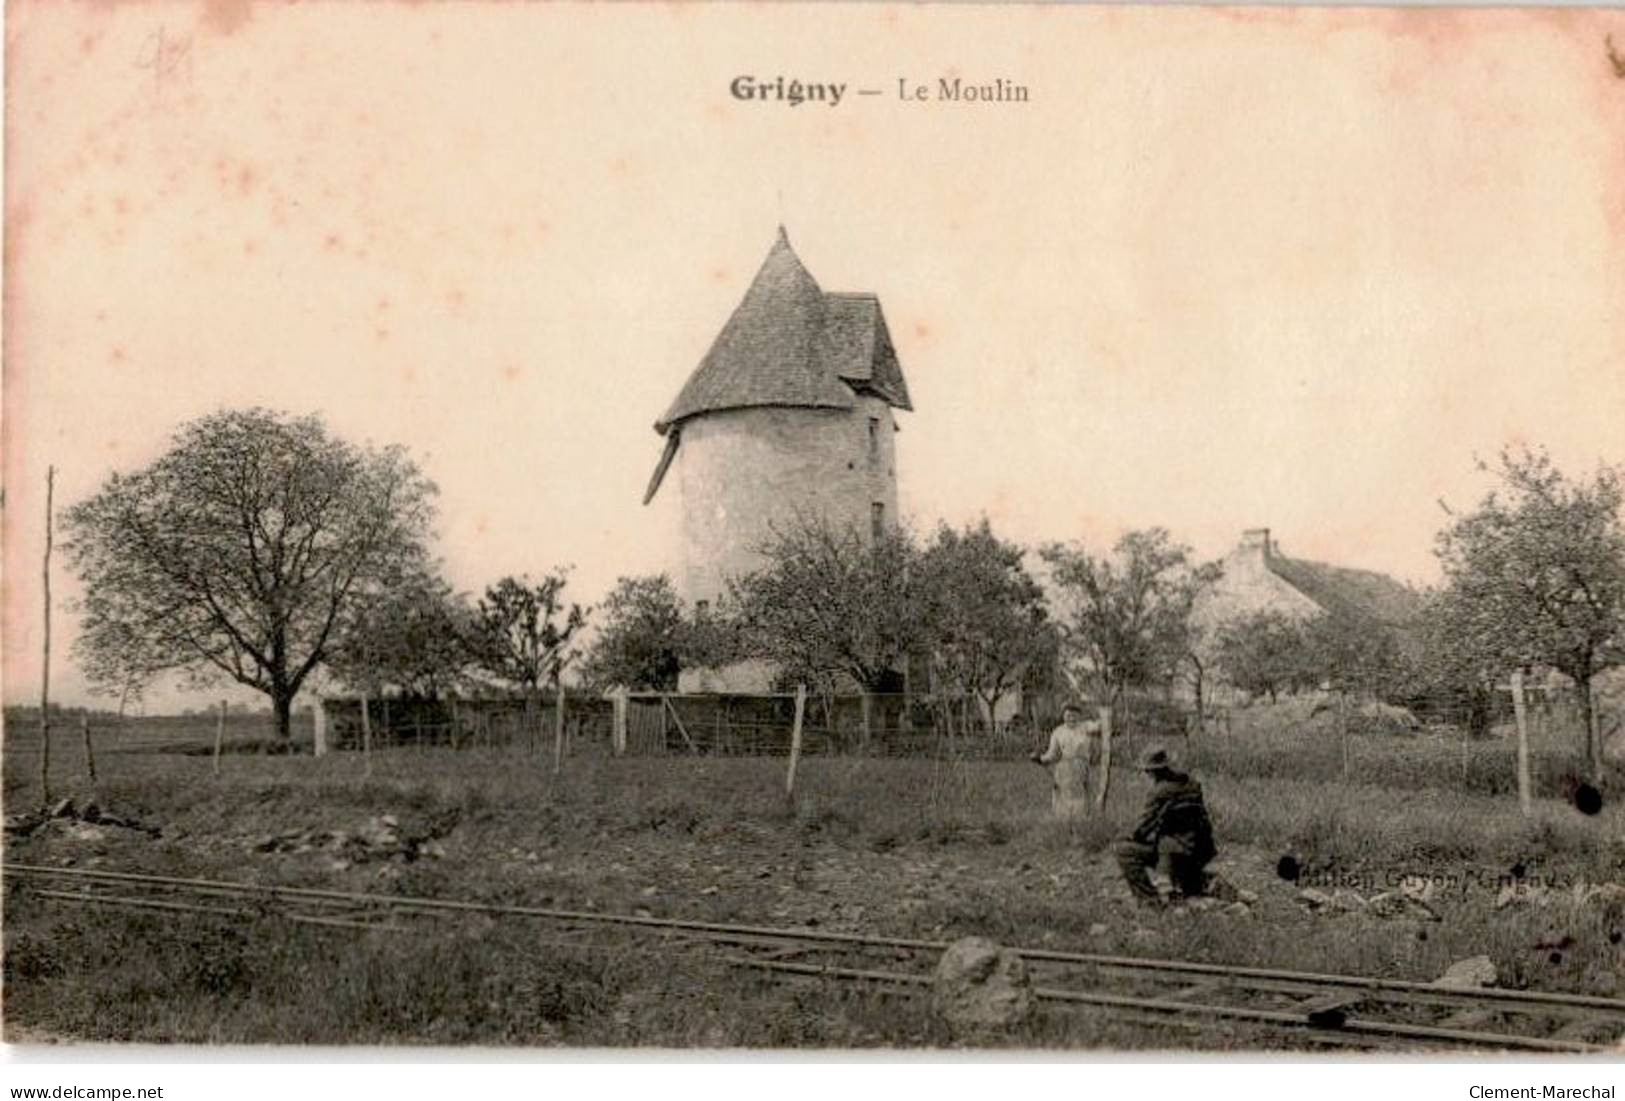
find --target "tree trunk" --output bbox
[981,689,1002,739]
[272,686,294,745]
[860,691,873,753]
[1578,673,1601,783]
[270,628,290,742]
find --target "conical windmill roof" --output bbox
[654,229,913,434]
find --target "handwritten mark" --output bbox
[134,25,194,94]
[1607,34,1625,80]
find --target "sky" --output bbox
[5,1,1625,712]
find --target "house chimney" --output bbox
[1240,527,1272,559]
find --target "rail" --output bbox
[7,862,1622,1052]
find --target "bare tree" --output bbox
[63,408,438,742]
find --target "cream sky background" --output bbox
[4,1,1625,712]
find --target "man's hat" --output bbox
[1137,745,1173,772]
[1060,699,1088,716]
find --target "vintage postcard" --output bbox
[3,0,1624,1073]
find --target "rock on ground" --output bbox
[931,936,1034,1032]
[1434,955,1497,989]
[1296,888,1334,910]
[1366,892,1441,922]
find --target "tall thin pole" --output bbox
[785,684,807,799]
[213,699,227,776]
[361,694,373,778]
[39,466,54,805]
[552,679,567,774]
[1511,669,1532,818]
[1095,704,1113,813]
[81,713,97,784]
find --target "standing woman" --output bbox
[1031,701,1099,819]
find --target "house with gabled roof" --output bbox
[644,228,913,691]
[1194,527,1422,645]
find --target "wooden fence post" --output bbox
[785,684,807,799]
[612,689,628,757]
[664,696,696,753]
[1338,691,1350,783]
[553,681,567,774]
[313,698,329,758]
[1511,668,1532,817]
[38,465,54,805]
[1095,704,1113,812]
[213,699,226,775]
[361,694,373,777]
[81,713,97,784]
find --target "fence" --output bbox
[315,694,612,756]
[306,687,1225,762]
[307,690,1077,761]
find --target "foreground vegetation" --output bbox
[4,707,1621,1048]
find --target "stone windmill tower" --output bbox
[643,229,913,686]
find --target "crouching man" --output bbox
[1114,746,1216,907]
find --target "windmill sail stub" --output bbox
[642,428,681,505]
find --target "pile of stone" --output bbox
[3,798,160,840]
[250,814,449,866]
[1495,880,1625,911]
[1296,880,1441,922]
[1195,872,1258,916]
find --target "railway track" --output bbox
[7,862,1623,1053]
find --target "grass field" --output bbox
[3,705,1622,1048]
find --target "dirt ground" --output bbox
[4,749,1622,1046]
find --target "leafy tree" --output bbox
[732,515,923,706]
[1213,610,1310,703]
[63,408,437,741]
[1040,529,1220,716]
[467,572,588,699]
[917,519,1050,729]
[1301,611,1404,700]
[327,568,474,699]
[1403,588,1499,738]
[676,594,752,672]
[1435,447,1625,778]
[580,574,685,692]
